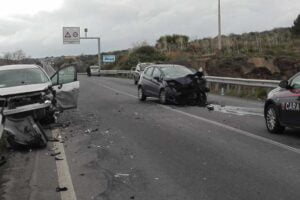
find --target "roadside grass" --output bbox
[212,86,269,101]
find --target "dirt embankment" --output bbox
[203,56,300,80]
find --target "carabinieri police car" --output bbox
[264,72,300,133]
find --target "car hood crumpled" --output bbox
[165,71,204,86]
[0,82,51,97]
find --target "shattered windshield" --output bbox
[0,68,50,88]
[161,65,193,79]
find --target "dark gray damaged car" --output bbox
[138,64,209,106]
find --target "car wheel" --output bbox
[138,87,146,101]
[159,89,168,105]
[265,104,285,134]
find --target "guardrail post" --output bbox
[226,84,230,93]
[237,85,241,95]
[215,83,220,92]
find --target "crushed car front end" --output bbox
[165,72,210,105]
[0,79,55,117]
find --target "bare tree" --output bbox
[12,49,26,60]
[2,52,13,61]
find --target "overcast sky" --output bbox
[0,0,299,58]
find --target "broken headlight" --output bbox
[41,90,54,102]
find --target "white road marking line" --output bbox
[52,129,77,200]
[96,81,300,155]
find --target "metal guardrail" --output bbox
[205,76,280,88]
[78,70,280,88]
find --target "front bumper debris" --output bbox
[4,115,47,149]
[2,102,51,116]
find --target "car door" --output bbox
[142,67,154,96]
[149,67,162,97]
[51,66,80,110]
[279,73,300,126]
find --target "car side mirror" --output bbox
[279,80,289,89]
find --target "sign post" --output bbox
[63,27,101,68]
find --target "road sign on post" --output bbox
[63,27,80,44]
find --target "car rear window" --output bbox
[144,67,154,77]
[0,68,50,88]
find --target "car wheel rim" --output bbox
[138,88,142,99]
[266,108,276,130]
[160,91,166,103]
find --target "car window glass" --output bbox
[56,66,76,85]
[0,68,49,88]
[152,68,161,78]
[291,74,300,89]
[51,73,58,85]
[144,67,153,77]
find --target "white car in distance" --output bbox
[90,65,101,76]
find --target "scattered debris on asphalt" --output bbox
[207,104,264,116]
[92,128,99,132]
[48,147,58,151]
[48,138,60,142]
[56,187,68,192]
[51,152,61,156]
[207,105,214,111]
[114,173,130,178]
[85,129,91,134]
[55,156,64,161]
[85,128,99,134]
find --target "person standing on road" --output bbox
[86,66,91,77]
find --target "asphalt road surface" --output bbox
[1,76,300,200]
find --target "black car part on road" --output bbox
[165,71,209,106]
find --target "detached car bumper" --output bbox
[2,102,52,116]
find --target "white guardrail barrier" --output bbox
[78,70,281,88]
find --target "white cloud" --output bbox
[0,0,299,57]
[0,0,63,18]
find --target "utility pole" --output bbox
[218,0,222,51]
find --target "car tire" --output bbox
[138,87,146,101]
[265,104,285,134]
[159,89,168,105]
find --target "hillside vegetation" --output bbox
[56,14,300,80]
